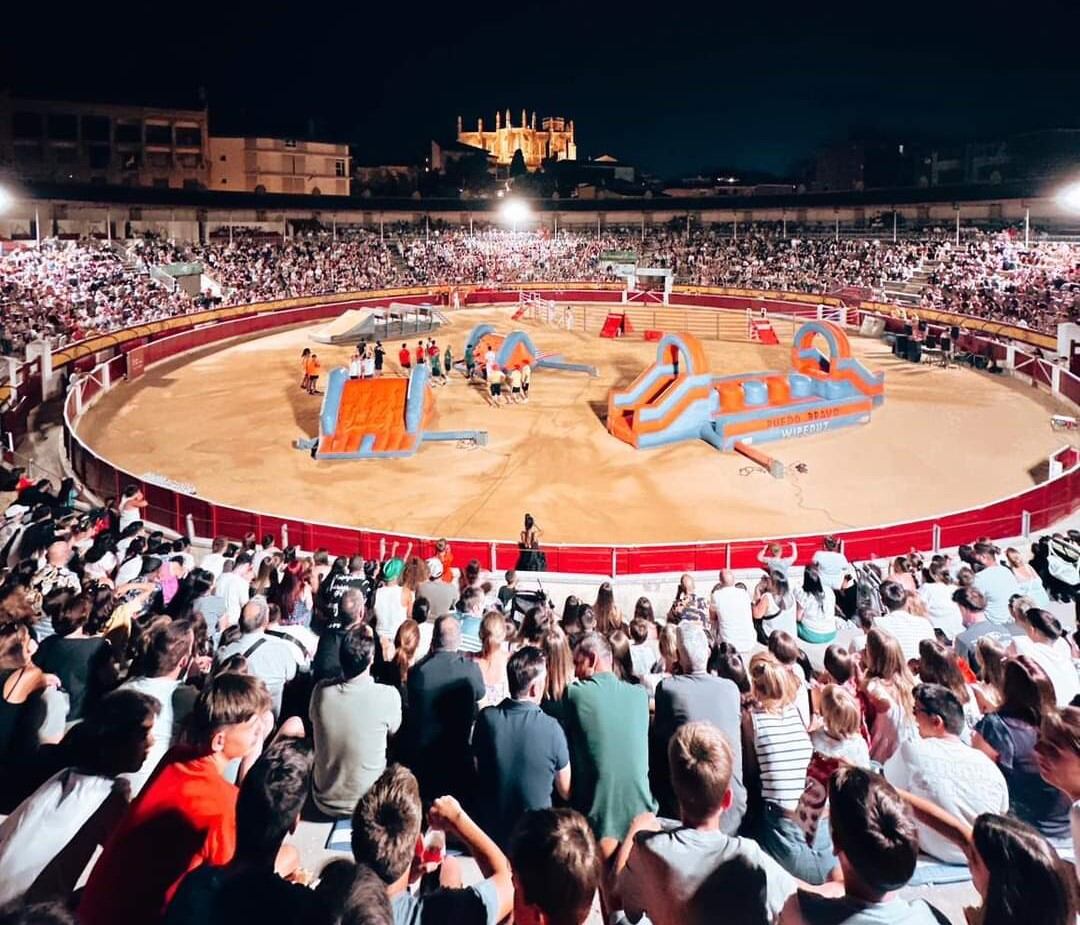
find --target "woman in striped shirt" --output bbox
[743,652,838,883]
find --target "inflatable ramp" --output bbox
[299,364,486,460]
[608,321,884,452]
[464,324,598,377]
[313,303,445,345]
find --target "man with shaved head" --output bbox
[215,596,297,717]
[710,570,755,655]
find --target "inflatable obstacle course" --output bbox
[607,321,884,452]
[296,364,487,460]
[464,324,598,377]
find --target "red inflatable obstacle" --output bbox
[600,312,633,338]
[749,318,779,345]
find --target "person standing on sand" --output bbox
[374,341,385,376]
[398,343,411,371]
[306,354,323,395]
[444,343,453,379]
[300,348,312,391]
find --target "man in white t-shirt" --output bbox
[216,551,255,628]
[120,621,198,795]
[886,684,1008,864]
[0,689,159,905]
[199,535,230,581]
[709,570,755,655]
[810,536,851,591]
[972,542,1020,625]
[873,580,935,662]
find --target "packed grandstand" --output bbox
[1,225,1078,358]
[0,217,1078,925]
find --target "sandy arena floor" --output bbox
[76,304,1075,544]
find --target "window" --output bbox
[121,150,141,170]
[115,122,141,144]
[54,146,78,164]
[82,115,110,142]
[146,151,171,168]
[182,178,201,190]
[12,111,43,139]
[152,177,170,188]
[175,126,202,147]
[87,145,111,169]
[47,113,78,141]
[284,139,297,148]
[13,144,43,166]
[219,154,227,161]
[335,159,346,177]
[145,123,172,146]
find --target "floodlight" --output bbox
[1058,181,1080,214]
[500,198,531,226]
[0,186,12,213]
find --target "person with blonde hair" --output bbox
[475,610,509,707]
[743,652,834,883]
[811,684,870,767]
[1005,546,1050,607]
[861,627,917,764]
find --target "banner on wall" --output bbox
[127,346,146,381]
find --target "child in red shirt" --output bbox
[79,673,270,925]
[399,343,411,369]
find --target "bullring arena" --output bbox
[74,297,1071,545]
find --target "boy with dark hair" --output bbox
[80,673,270,925]
[121,620,197,794]
[351,764,513,924]
[509,808,600,925]
[785,767,945,923]
[0,690,159,906]
[165,740,316,925]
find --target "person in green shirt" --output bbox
[564,632,656,852]
[464,343,476,380]
[444,344,454,378]
[430,349,444,384]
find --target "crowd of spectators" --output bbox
[0,473,1077,923]
[1,226,1076,358]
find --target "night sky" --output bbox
[3,0,1078,178]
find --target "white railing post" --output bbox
[489,542,497,573]
[1051,364,1062,398]
[932,524,941,553]
[281,525,290,549]
[1021,510,1031,539]
[611,547,617,579]
[185,513,197,541]
[725,544,732,570]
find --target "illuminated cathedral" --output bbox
[456,110,577,170]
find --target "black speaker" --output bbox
[925,333,939,349]
[907,340,922,363]
[903,323,914,336]
[894,334,909,357]
[951,325,960,340]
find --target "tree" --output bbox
[509,148,527,178]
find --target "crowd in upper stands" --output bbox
[1,225,1077,358]
[0,468,1078,923]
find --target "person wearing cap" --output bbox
[417,557,458,618]
[373,557,412,643]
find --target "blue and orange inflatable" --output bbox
[299,364,487,460]
[607,321,884,451]
[464,325,598,377]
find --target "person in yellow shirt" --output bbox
[521,362,532,402]
[488,366,505,407]
[508,366,523,403]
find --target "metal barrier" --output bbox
[56,285,1080,576]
